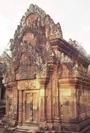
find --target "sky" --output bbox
[0,0,90,55]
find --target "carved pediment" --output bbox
[3,4,89,84]
[13,4,63,43]
[8,4,64,80]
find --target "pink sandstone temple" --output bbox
[2,4,90,133]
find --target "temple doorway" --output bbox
[24,91,39,124]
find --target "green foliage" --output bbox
[1,47,12,74]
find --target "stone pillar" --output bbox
[75,84,81,120]
[51,64,61,131]
[40,94,45,121]
[45,63,61,131]
[39,79,46,129]
[6,88,9,116]
[23,91,25,123]
[52,74,60,121]
[45,78,52,123]
[18,90,23,125]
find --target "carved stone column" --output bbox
[22,91,25,123]
[75,83,81,121]
[45,63,61,131]
[45,77,52,123]
[39,78,47,129]
[39,88,45,121]
[51,64,61,132]
[18,90,23,125]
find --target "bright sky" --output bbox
[0,0,90,55]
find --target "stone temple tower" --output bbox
[4,4,90,133]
